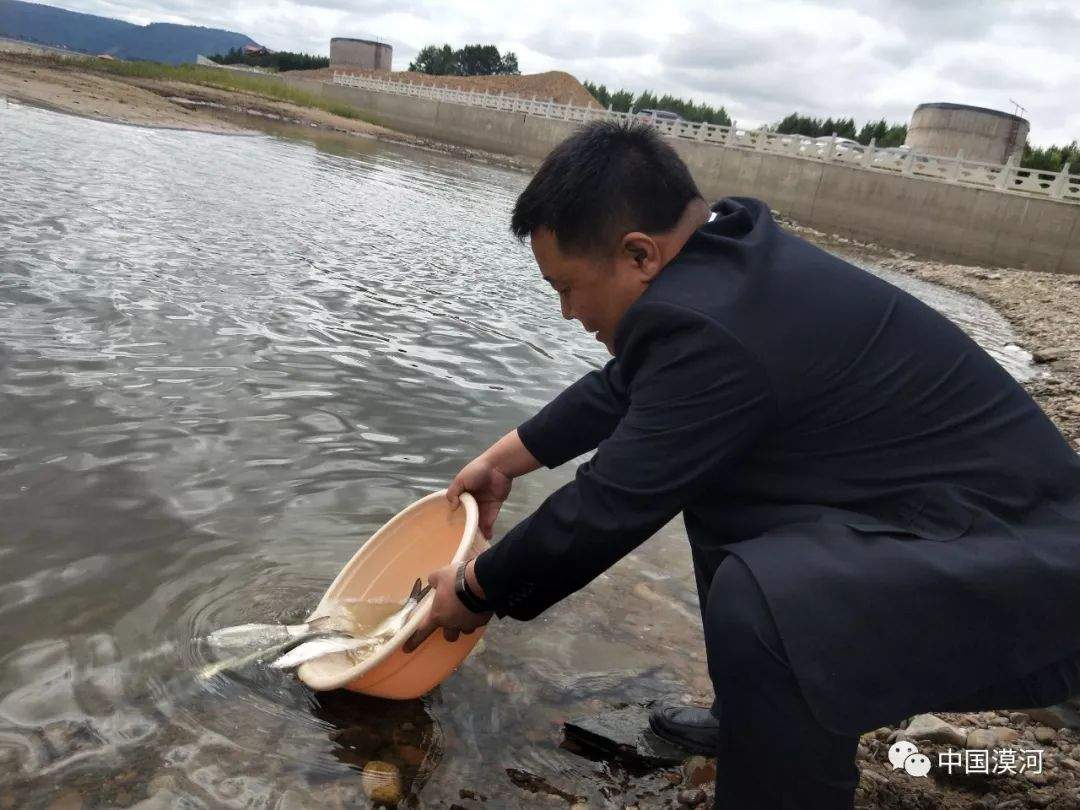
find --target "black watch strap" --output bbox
[455,560,491,613]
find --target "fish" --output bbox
[270,579,431,671]
[197,579,432,680]
[204,615,345,652]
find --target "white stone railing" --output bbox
[332,72,1080,205]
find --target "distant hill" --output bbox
[0,0,257,63]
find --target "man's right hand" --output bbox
[447,456,512,540]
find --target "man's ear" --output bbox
[620,232,663,281]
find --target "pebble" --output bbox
[1065,757,1080,772]
[967,727,1020,749]
[893,713,966,747]
[631,582,662,603]
[676,789,707,807]
[1033,726,1058,745]
[1024,770,1051,786]
[1026,793,1053,809]
[682,756,716,788]
[362,760,403,807]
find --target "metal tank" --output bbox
[330,37,393,71]
[904,102,1029,165]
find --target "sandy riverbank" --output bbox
[0,53,534,170]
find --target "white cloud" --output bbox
[48,0,1080,145]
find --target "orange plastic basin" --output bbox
[297,489,488,698]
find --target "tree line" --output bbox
[408,44,519,76]
[208,48,329,72]
[771,113,909,148]
[583,81,732,126]
[1022,141,1080,173]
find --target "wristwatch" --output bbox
[455,559,492,613]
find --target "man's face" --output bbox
[530,226,647,355]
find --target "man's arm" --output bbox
[516,357,630,469]
[473,301,775,621]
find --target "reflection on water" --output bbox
[0,102,1034,806]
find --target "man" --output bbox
[405,121,1080,808]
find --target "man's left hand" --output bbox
[403,561,492,653]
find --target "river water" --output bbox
[0,101,1035,808]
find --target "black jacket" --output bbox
[473,196,1080,735]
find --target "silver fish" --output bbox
[197,629,354,681]
[204,615,343,652]
[271,579,431,671]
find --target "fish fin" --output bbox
[408,578,423,602]
[305,616,333,633]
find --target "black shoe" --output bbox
[648,697,719,756]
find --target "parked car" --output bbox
[634,109,683,124]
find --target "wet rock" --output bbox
[458,788,487,801]
[1034,726,1058,745]
[1025,770,1051,786]
[967,727,1020,749]
[1060,757,1080,772]
[362,761,403,807]
[1032,347,1077,363]
[682,756,716,788]
[677,788,707,806]
[892,713,966,747]
[563,704,687,768]
[40,721,106,763]
[1022,705,1080,731]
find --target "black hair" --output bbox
[510,120,703,256]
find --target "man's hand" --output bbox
[403,561,492,653]
[447,456,512,540]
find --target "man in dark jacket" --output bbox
[405,121,1080,808]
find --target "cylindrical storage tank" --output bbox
[330,37,393,71]
[904,102,1029,165]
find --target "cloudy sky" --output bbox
[56,0,1080,145]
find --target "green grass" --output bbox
[23,54,381,126]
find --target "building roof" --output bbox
[913,102,1026,124]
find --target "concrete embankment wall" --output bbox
[284,76,1080,275]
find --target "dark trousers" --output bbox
[703,555,1080,809]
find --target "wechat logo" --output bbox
[888,740,932,777]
